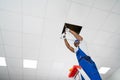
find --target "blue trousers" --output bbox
[76,48,102,80]
[79,57,102,80]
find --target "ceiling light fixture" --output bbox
[23,59,37,69]
[99,67,110,74]
[0,57,7,66]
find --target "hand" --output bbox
[65,28,70,32]
[63,33,66,39]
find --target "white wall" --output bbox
[108,68,120,80]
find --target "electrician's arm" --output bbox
[64,38,74,53]
[69,29,83,41]
[65,28,83,41]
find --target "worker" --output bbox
[63,28,102,80]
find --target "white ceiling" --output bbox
[0,0,120,80]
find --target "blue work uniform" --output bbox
[75,47,102,80]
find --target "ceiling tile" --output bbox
[101,13,120,33]
[42,18,64,38]
[37,76,47,80]
[85,8,108,30]
[22,0,47,17]
[23,69,37,80]
[37,57,54,79]
[0,67,8,74]
[23,47,40,59]
[0,11,22,32]
[66,2,91,25]
[23,68,37,75]
[23,15,43,34]
[112,0,120,14]
[40,21,63,49]
[23,75,36,80]
[2,31,22,47]
[8,67,23,80]
[115,26,120,34]
[0,77,9,80]
[4,45,22,58]
[46,0,71,19]
[23,34,41,48]
[38,57,53,70]
[37,69,50,80]
[89,45,120,70]
[93,0,116,11]
[33,18,64,57]
[51,62,65,72]
[104,34,120,49]
[88,44,120,60]
[80,27,98,43]
[0,67,9,80]
[9,73,23,80]
[0,31,3,45]
[0,0,21,12]
[72,0,95,6]
[0,74,9,80]
[39,36,57,57]
[0,45,5,57]
[93,30,113,45]
[8,67,23,74]
[6,58,22,68]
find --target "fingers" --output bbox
[63,33,66,39]
[65,28,70,32]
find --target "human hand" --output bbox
[65,28,70,32]
[63,33,66,39]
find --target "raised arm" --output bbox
[69,29,83,41]
[64,38,74,53]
